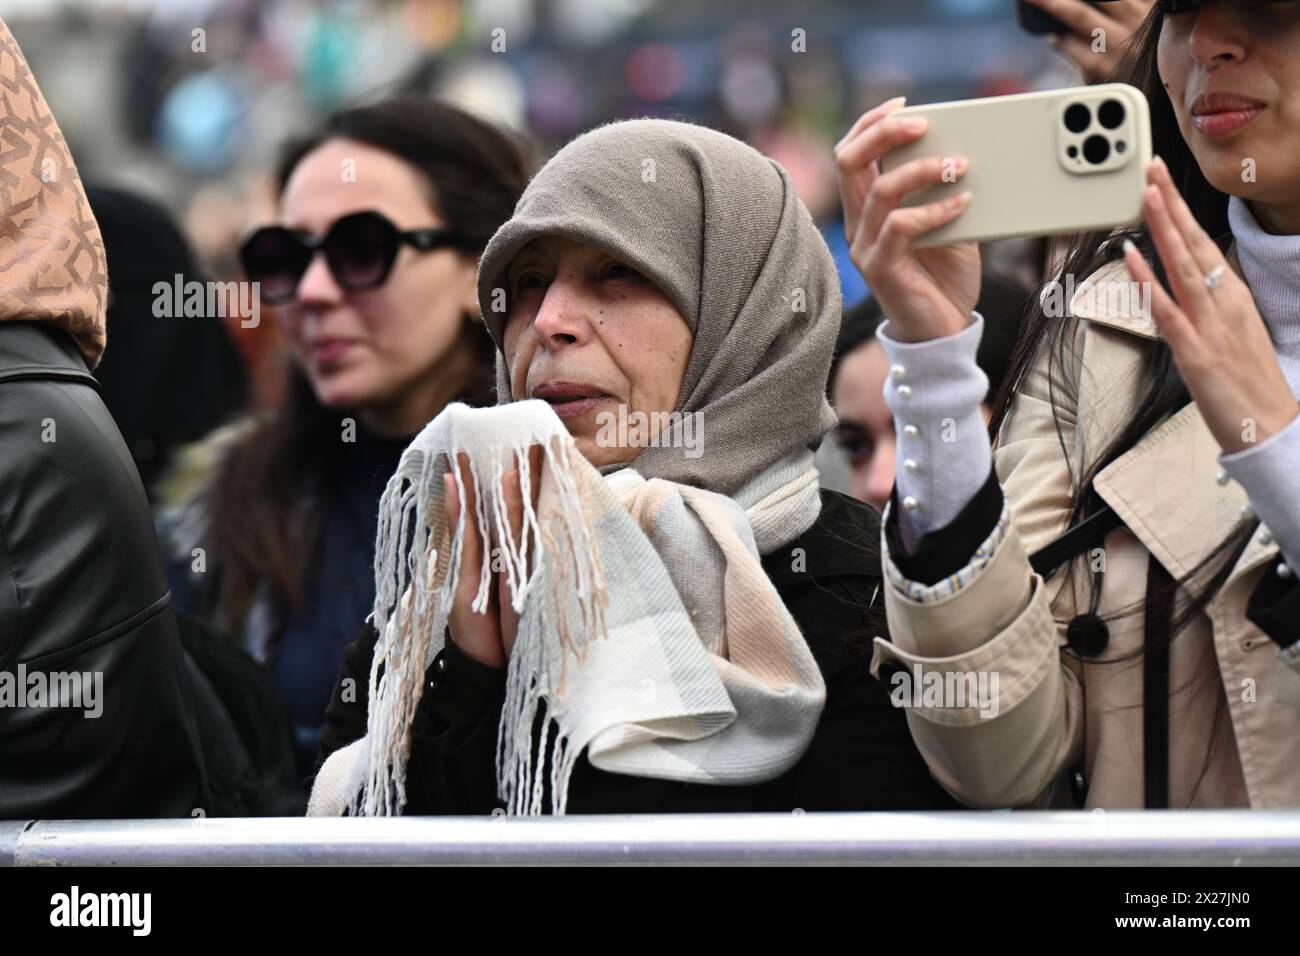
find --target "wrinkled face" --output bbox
[831,340,896,511]
[501,236,693,468]
[276,139,480,415]
[1157,2,1300,209]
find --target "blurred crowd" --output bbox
[3,0,1076,490]
[8,0,1065,349]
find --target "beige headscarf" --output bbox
[0,19,107,369]
[308,122,843,817]
[476,118,841,498]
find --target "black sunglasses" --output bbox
[238,209,478,305]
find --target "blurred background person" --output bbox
[5,0,1073,328]
[155,98,530,788]
[87,184,250,495]
[87,184,283,815]
[828,275,1030,511]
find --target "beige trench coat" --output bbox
[871,251,1300,809]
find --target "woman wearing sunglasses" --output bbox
[156,98,529,795]
[837,0,1300,809]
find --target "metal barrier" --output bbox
[4,811,1300,865]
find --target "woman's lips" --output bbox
[531,382,613,419]
[310,338,356,368]
[1189,93,1265,140]
[1192,107,1262,139]
[546,395,610,419]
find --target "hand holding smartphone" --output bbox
[835,84,1152,345]
[835,98,980,345]
[877,83,1152,247]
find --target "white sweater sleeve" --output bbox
[875,312,992,552]
[1218,411,1300,574]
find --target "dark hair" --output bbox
[828,295,887,392]
[986,9,1254,801]
[206,98,530,626]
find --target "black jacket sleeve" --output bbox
[750,576,963,811]
[314,623,380,777]
[757,494,964,811]
[313,625,509,811]
[884,463,1003,585]
[316,623,758,814]
[178,612,303,816]
[0,324,208,819]
[1247,559,1300,650]
[406,638,758,813]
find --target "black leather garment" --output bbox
[0,322,208,818]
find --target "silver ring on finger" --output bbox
[1203,261,1228,291]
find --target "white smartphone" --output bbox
[877,83,1152,247]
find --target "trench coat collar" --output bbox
[1065,242,1243,340]
[1078,241,1277,584]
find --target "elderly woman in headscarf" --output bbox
[309,119,962,815]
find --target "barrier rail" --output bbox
[4,811,1300,865]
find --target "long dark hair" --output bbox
[206,98,530,627]
[987,9,1256,800]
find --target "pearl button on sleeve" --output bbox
[875,311,993,552]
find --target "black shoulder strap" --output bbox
[1143,554,1174,808]
[1028,504,1123,579]
[1027,502,1121,810]
[1027,504,1174,809]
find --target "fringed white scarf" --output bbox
[308,400,826,817]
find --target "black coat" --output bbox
[0,323,208,818]
[315,489,963,813]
